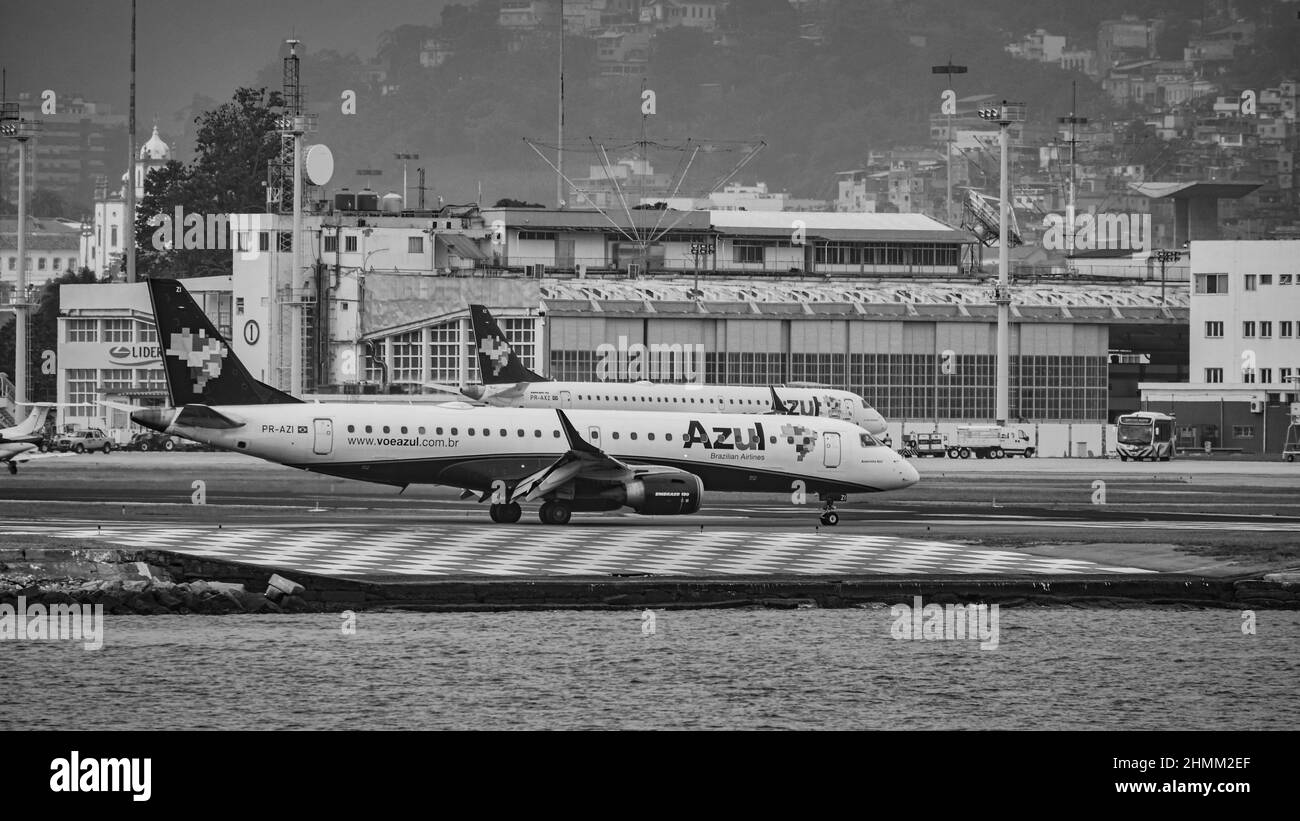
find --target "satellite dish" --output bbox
[304,144,334,186]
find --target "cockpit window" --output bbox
[859,432,883,447]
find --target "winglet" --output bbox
[556,409,603,456]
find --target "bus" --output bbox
[1116,411,1175,462]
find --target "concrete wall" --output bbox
[361,275,542,336]
[1190,240,1300,388]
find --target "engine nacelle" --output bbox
[600,471,703,515]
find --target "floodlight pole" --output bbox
[15,137,28,405]
[2,111,40,405]
[979,100,1026,426]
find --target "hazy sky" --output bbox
[1,0,446,124]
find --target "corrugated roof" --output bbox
[536,277,1189,322]
[484,208,711,232]
[712,225,973,242]
[708,210,957,232]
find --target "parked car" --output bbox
[128,431,178,452]
[53,428,114,454]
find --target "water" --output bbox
[3,608,1297,730]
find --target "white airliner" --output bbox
[452,304,889,436]
[131,279,917,525]
[0,403,55,475]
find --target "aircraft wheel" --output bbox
[820,511,840,526]
[491,503,522,524]
[540,500,572,525]
[7,462,16,475]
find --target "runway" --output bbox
[3,452,1298,590]
[0,522,1155,578]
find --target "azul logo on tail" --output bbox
[479,335,512,378]
[469,304,547,384]
[145,278,301,407]
[164,328,227,393]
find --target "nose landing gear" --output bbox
[819,492,846,526]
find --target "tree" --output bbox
[189,87,285,214]
[133,88,285,279]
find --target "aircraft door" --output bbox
[823,432,841,468]
[586,426,602,447]
[313,418,333,455]
[559,390,572,409]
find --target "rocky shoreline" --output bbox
[0,549,322,614]
[2,547,1298,613]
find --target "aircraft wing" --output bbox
[508,410,634,503]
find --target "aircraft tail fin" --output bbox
[7,403,53,437]
[145,278,301,406]
[469,304,547,384]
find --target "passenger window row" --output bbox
[341,422,801,446]
[576,395,769,406]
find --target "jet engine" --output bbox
[598,470,703,515]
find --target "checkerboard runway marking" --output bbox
[9,524,1156,578]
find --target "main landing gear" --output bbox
[819,492,846,526]
[538,500,572,525]
[484,500,572,525]
[489,502,522,524]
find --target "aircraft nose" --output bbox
[131,407,176,433]
[862,410,888,436]
[893,453,920,488]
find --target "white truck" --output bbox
[946,425,1036,459]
